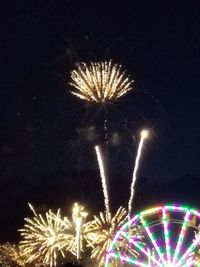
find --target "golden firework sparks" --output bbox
[0,242,27,267]
[69,60,133,103]
[19,203,91,267]
[84,207,128,266]
[19,204,74,267]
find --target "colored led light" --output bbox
[105,204,200,267]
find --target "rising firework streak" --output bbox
[128,130,149,216]
[95,145,110,213]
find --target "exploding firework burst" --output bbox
[0,243,27,267]
[19,203,91,267]
[69,60,133,103]
[85,207,140,266]
[19,204,74,267]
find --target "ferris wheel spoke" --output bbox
[162,207,171,264]
[105,205,200,267]
[121,232,163,267]
[139,215,168,267]
[172,210,191,265]
[175,239,199,267]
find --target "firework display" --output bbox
[19,204,78,267]
[19,203,92,267]
[69,60,133,103]
[1,57,197,267]
[105,204,200,266]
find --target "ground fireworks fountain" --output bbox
[72,202,88,262]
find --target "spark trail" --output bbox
[128,130,148,217]
[95,145,110,214]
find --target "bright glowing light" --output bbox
[128,129,149,216]
[19,204,74,267]
[85,207,128,266]
[69,60,133,103]
[20,204,89,267]
[105,204,200,267]
[95,145,110,213]
[140,206,162,216]
[141,129,148,139]
[72,202,88,260]
[19,203,92,267]
[0,243,26,267]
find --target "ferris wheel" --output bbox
[105,204,200,267]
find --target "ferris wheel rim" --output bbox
[105,204,200,267]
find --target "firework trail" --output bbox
[95,145,110,214]
[128,130,148,216]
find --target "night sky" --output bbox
[1,1,200,241]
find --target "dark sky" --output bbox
[1,1,200,240]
